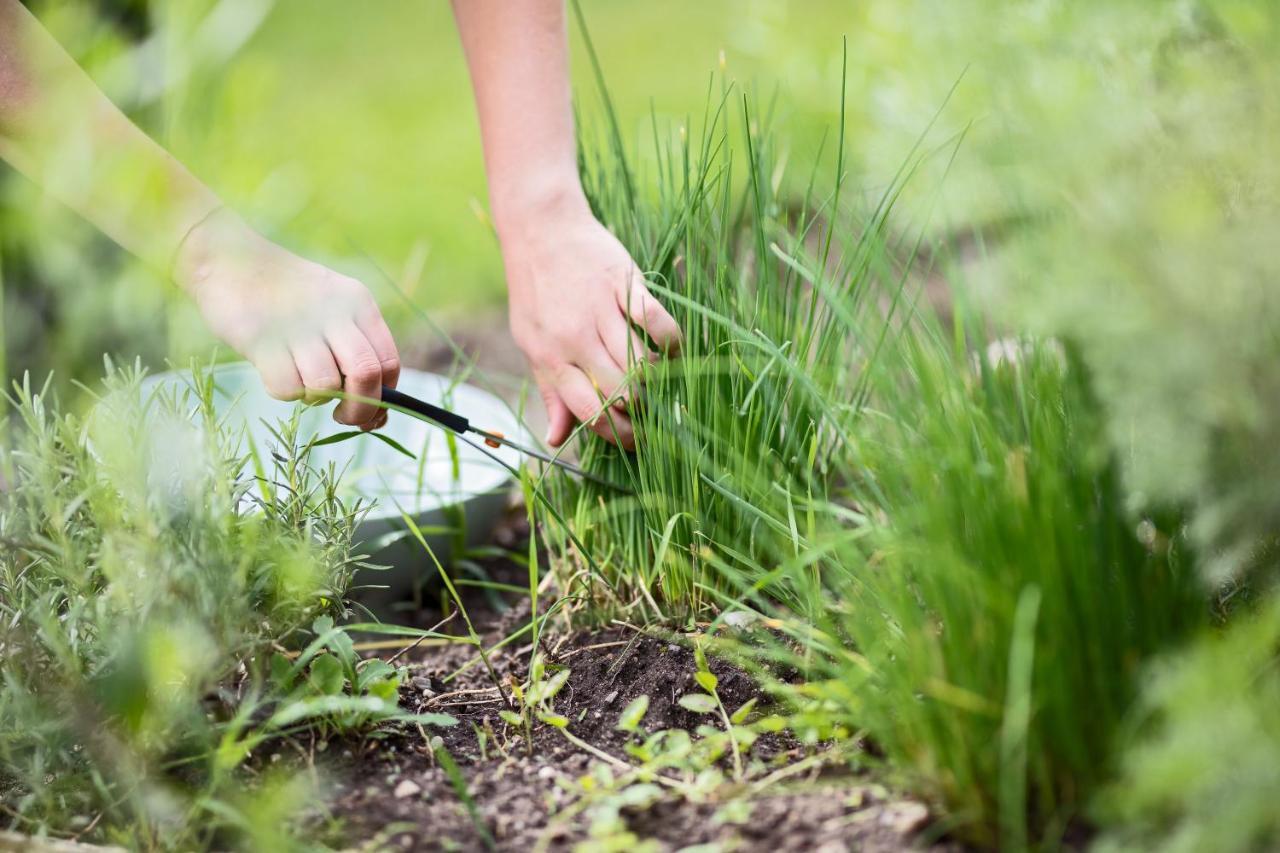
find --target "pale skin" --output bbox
[0,0,679,447]
[452,0,681,449]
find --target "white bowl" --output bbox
[141,363,524,610]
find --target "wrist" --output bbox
[491,171,591,241]
[171,206,259,295]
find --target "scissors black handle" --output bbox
[380,386,470,435]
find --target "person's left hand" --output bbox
[174,209,400,430]
[498,204,682,451]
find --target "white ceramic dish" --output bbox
[141,363,524,610]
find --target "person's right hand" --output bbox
[495,190,682,451]
[173,209,400,430]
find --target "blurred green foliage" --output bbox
[838,1,1280,586]
[1096,598,1280,853]
[0,365,375,847]
[1,0,854,389]
[823,332,1204,848]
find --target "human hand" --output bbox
[499,205,681,450]
[173,209,400,430]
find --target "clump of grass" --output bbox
[0,364,393,847]
[547,30,904,622]
[547,25,1211,846]
[799,325,1205,847]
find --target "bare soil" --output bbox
[319,519,952,852]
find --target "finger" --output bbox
[557,366,635,450]
[599,317,656,410]
[580,337,632,414]
[289,337,343,406]
[251,343,304,402]
[539,384,575,448]
[325,324,384,427]
[354,302,401,390]
[601,313,657,368]
[620,276,682,356]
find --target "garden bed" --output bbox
[322,545,944,851]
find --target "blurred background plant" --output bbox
[839,0,1280,589]
[1094,596,1280,853]
[805,325,1205,848]
[0,364,452,848]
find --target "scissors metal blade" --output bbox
[469,428,634,494]
[378,385,632,494]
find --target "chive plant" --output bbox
[802,325,1205,846]
[545,28,1210,844]
[550,64,901,621]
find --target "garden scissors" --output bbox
[379,385,632,493]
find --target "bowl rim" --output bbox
[140,362,526,522]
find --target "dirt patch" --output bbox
[327,625,945,851]
[314,542,951,851]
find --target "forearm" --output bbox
[0,0,222,276]
[452,0,680,450]
[451,0,589,241]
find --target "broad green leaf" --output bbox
[756,714,787,733]
[678,693,717,714]
[615,783,663,808]
[730,697,758,725]
[695,671,719,693]
[367,677,400,703]
[498,710,524,727]
[534,668,571,703]
[309,654,345,695]
[323,625,357,666]
[357,659,396,690]
[661,729,693,757]
[269,652,294,690]
[539,713,570,728]
[624,742,653,762]
[694,643,710,674]
[616,694,650,732]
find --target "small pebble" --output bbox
[881,801,928,835]
[537,765,557,781]
[603,689,619,704]
[393,779,422,799]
